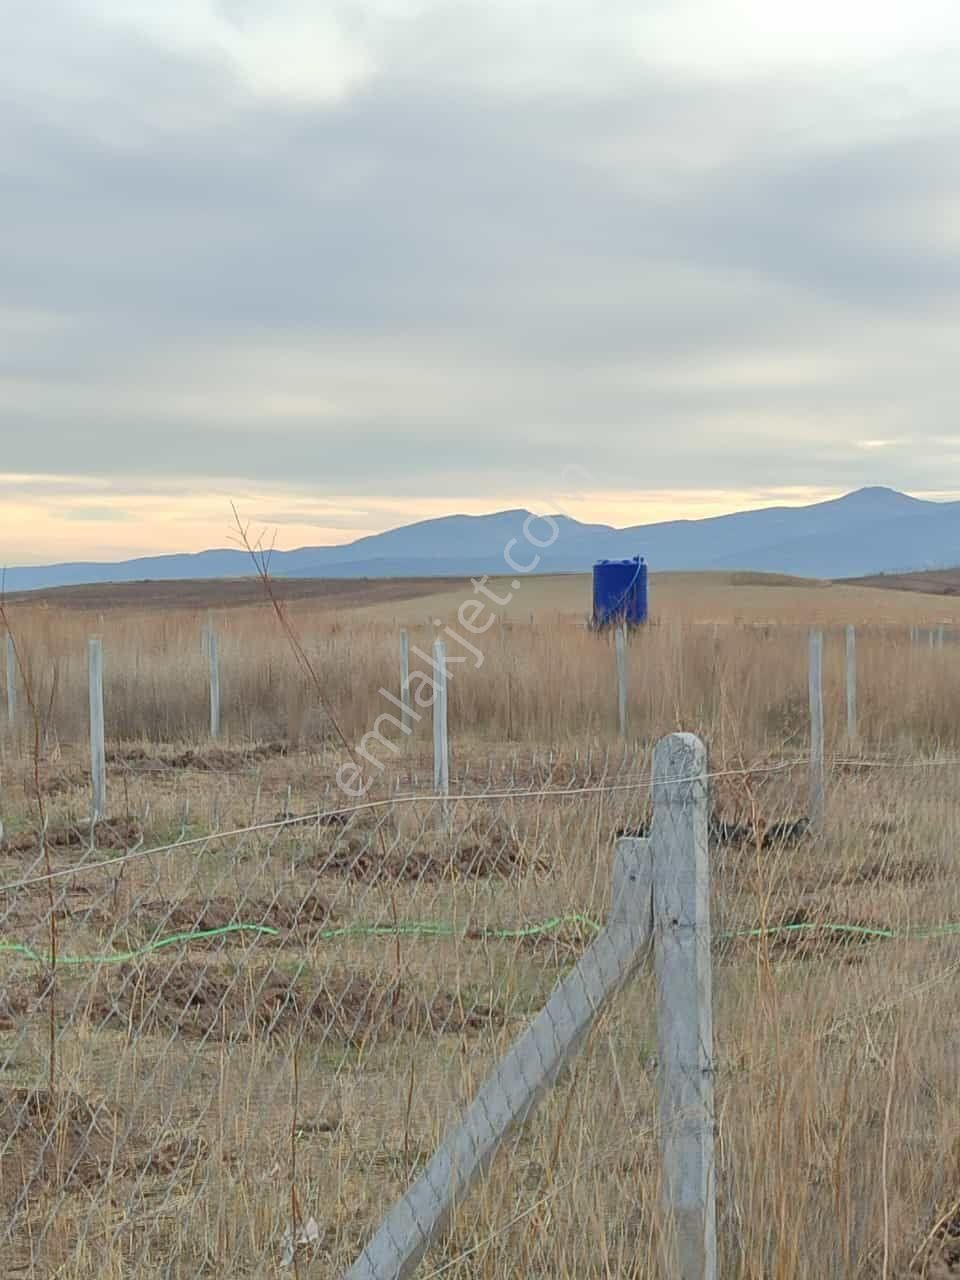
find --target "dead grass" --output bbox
[4,589,960,1275]
[1,573,959,751]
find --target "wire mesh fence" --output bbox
[2,738,960,1276]
[8,614,960,758]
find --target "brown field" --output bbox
[844,567,960,597]
[4,574,468,612]
[16,567,960,624]
[2,573,960,1276]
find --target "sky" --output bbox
[2,0,960,564]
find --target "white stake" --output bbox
[845,624,857,745]
[206,619,221,741]
[432,639,449,829]
[399,629,412,736]
[809,629,825,834]
[4,632,15,729]
[89,637,106,822]
[615,623,627,738]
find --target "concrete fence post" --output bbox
[432,639,449,831]
[845,624,857,745]
[652,733,716,1280]
[88,637,106,822]
[400,630,412,736]
[205,618,221,741]
[808,629,825,834]
[615,622,628,738]
[4,632,15,730]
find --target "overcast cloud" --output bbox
[2,0,960,561]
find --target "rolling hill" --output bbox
[5,487,960,592]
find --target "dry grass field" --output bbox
[3,575,469,613]
[2,572,960,1277]
[353,570,960,626]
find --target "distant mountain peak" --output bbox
[838,485,918,505]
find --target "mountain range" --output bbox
[5,487,960,592]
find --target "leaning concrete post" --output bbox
[344,817,657,1280]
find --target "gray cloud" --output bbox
[1,2,959,511]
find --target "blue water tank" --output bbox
[592,557,648,627]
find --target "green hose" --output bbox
[1,912,959,969]
[0,923,279,966]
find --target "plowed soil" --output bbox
[107,743,287,772]
[86,963,503,1043]
[0,1087,204,1212]
[312,818,538,883]
[2,817,142,856]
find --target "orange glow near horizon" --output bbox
[2,476,958,566]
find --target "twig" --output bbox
[229,507,353,760]
[230,507,394,865]
[910,1195,960,1273]
[231,507,397,1271]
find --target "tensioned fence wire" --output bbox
[0,757,809,892]
[10,747,960,894]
